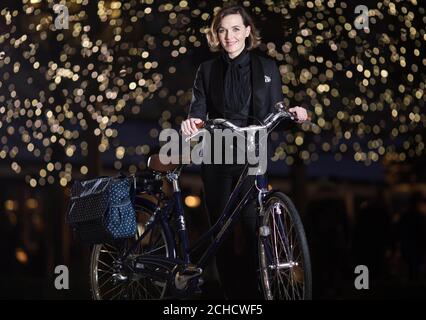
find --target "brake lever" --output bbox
[184,129,205,142]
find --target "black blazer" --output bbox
[188,51,284,124]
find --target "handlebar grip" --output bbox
[195,121,205,129]
[288,111,312,122]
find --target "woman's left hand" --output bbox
[289,106,308,123]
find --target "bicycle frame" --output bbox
[189,165,268,269]
[120,163,271,283]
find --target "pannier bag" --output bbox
[67,175,136,244]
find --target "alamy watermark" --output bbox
[354,5,369,31]
[54,265,69,290]
[159,128,268,175]
[53,4,69,30]
[354,265,369,290]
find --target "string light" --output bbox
[0,0,424,187]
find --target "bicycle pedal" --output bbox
[180,266,202,277]
[175,266,203,290]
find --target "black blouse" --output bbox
[222,49,252,126]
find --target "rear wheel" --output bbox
[258,192,312,300]
[90,199,170,300]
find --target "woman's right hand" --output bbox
[181,118,203,136]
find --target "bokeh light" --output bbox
[0,0,424,187]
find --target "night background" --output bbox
[0,0,425,299]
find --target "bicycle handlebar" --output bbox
[184,103,314,142]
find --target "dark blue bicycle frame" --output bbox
[190,167,268,269]
[127,164,270,275]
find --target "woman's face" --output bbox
[217,13,251,59]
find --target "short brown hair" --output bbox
[206,5,261,52]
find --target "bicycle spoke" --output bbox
[136,280,150,299]
[275,209,292,260]
[274,268,290,299]
[96,269,115,284]
[130,282,137,300]
[100,249,118,261]
[143,244,166,255]
[103,280,125,298]
[97,268,114,274]
[98,275,116,291]
[104,243,118,252]
[149,231,164,248]
[110,285,126,300]
[97,259,114,270]
[140,280,154,299]
[97,269,114,282]
[270,206,291,262]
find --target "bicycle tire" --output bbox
[258,191,312,300]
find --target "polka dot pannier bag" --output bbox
[66,175,137,244]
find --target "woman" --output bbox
[181,4,308,299]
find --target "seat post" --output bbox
[166,170,190,264]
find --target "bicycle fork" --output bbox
[259,204,298,270]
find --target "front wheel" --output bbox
[258,192,312,300]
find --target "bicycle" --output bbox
[89,102,312,300]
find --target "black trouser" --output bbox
[201,163,261,299]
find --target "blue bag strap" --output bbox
[128,175,137,206]
[116,172,136,205]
